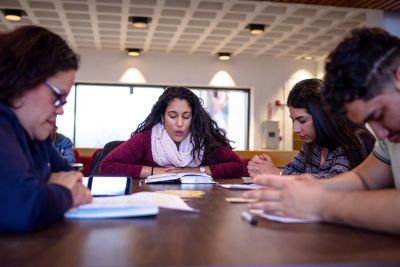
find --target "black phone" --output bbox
[87,176,132,197]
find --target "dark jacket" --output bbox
[0,102,72,232]
[53,133,76,163]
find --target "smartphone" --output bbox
[87,176,132,197]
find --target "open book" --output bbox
[145,172,214,184]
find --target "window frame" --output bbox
[64,82,250,150]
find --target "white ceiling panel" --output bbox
[0,0,372,60]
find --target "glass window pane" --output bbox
[197,89,249,150]
[74,85,163,148]
[58,84,249,150]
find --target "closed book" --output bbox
[65,195,159,219]
[145,172,214,184]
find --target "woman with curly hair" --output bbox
[99,87,244,178]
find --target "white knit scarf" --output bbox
[151,123,204,167]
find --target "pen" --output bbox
[241,211,257,225]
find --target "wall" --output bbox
[76,49,317,149]
[383,11,400,38]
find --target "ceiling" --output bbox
[265,0,400,12]
[0,0,380,61]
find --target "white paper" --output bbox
[65,192,197,219]
[77,195,150,209]
[250,209,318,223]
[72,192,196,212]
[219,184,264,190]
[128,192,198,212]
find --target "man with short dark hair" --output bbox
[243,27,400,234]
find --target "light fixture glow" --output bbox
[2,9,25,21]
[126,48,142,57]
[209,71,236,87]
[246,24,265,35]
[120,68,147,83]
[302,56,314,60]
[129,16,151,28]
[217,52,231,61]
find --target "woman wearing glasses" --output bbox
[99,87,245,178]
[0,26,92,232]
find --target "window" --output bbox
[57,83,249,150]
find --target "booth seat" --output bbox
[76,149,101,177]
[77,148,298,178]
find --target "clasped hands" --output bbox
[247,154,281,177]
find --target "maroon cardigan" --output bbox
[99,130,244,178]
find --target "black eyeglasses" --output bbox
[45,81,67,108]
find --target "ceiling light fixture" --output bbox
[126,48,142,57]
[129,16,151,28]
[302,56,314,60]
[246,24,265,35]
[2,9,26,21]
[217,52,231,61]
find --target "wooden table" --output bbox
[1,179,400,267]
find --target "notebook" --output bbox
[65,195,159,219]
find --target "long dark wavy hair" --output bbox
[0,26,79,107]
[287,79,375,168]
[133,87,232,163]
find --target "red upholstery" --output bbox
[81,149,102,176]
[73,148,81,163]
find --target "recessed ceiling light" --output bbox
[302,56,314,60]
[126,48,142,57]
[129,16,151,28]
[246,24,265,35]
[217,52,231,61]
[2,9,26,21]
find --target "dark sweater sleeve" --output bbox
[208,145,245,178]
[0,126,72,232]
[99,132,149,178]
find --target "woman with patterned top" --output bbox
[247,78,375,179]
[99,87,244,178]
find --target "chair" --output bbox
[83,149,102,176]
[73,148,81,163]
[89,140,124,176]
